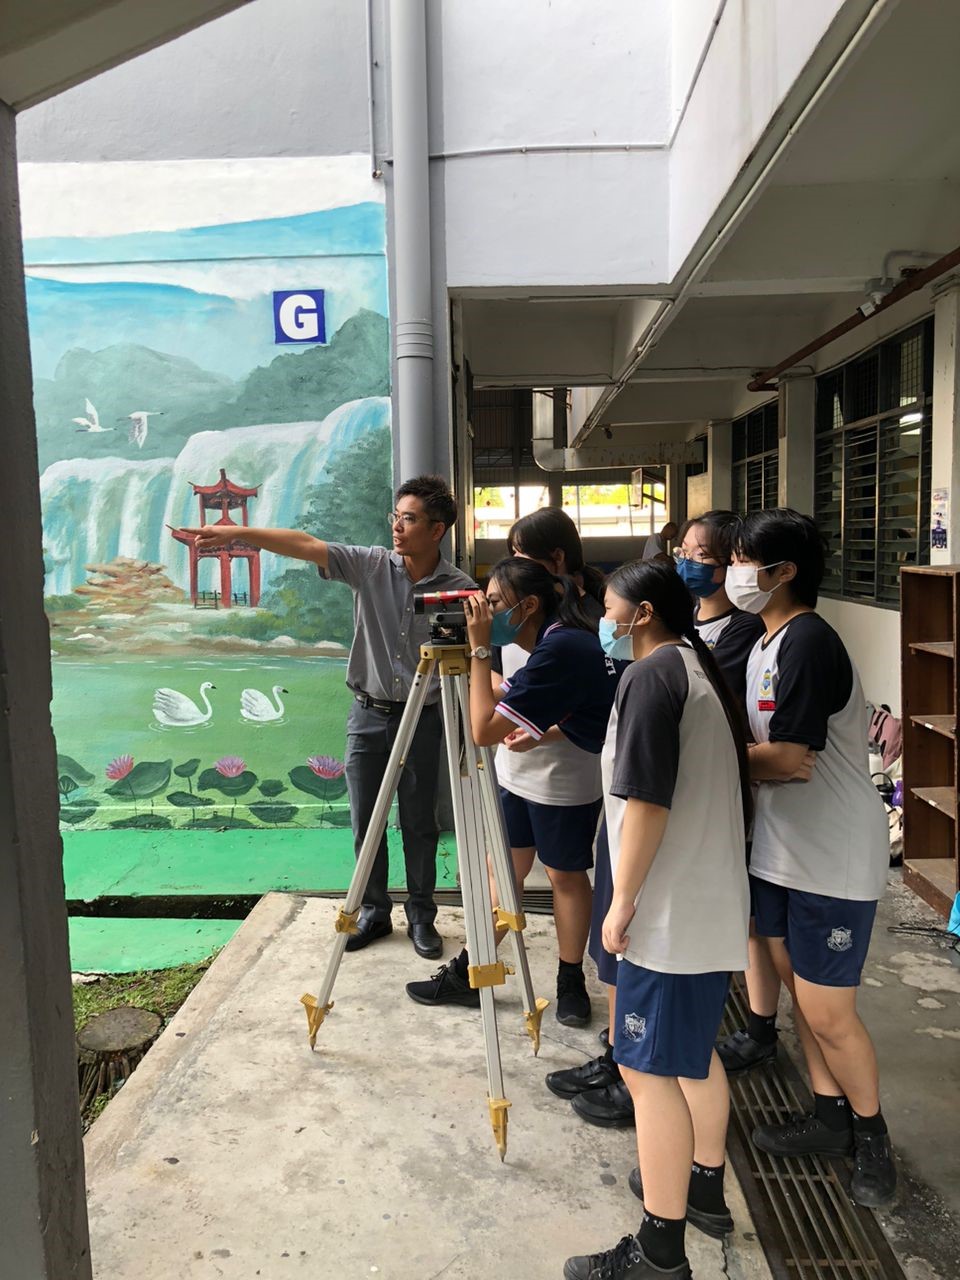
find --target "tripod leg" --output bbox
[441,673,511,1160]
[300,659,435,1048]
[476,745,549,1055]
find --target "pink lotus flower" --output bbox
[215,756,246,778]
[307,755,345,779]
[105,755,134,781]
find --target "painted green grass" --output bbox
[52,654,353,830]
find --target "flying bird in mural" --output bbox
[152,681,216,728]
[240,685,289,723]
[72,398,113,433]
[126,410,163,449]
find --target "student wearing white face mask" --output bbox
[727,509,896,1209]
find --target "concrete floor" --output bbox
[799,872,960,1280]
[84,894,770,1280]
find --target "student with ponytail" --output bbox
[564,560,750,1280]
[406,556,623,1021]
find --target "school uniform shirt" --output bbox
[492,594,607,806]
[495,622,621,757]
[602,644,749,975]
[694,606,766,712]
[746,613,888,902]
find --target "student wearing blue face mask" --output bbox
[405,556,622,1021]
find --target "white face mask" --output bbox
[725,562,785,614]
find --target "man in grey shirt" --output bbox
[187,474,475,959]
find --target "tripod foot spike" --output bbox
[488,1096,511,1161]
[299,993,334,1049]
[523,997,550,1055]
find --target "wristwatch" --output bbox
[469,645,492,660]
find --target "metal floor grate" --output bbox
[722,976,905,1280]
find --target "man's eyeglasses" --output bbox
[387,511,433,529]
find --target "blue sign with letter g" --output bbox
[273,290,327,344]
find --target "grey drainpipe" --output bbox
[389,0,434,479]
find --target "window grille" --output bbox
[732,401,779,514]
[814,319,932,607]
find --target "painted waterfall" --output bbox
[23,159,392,832]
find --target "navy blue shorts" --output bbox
[613,962,729,1080]
[750,875,877,988]
[587,819,619,986]
[498,788,601,873]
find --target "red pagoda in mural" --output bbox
[170,469,261,608]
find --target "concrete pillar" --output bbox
[931,276,960,564]
[0,102,92,1280]
[666,463,686,530]
[707,419,732,511]
[778,374,815,514]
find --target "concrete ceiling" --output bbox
[0,0,252,109]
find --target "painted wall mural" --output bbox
[22,160,392,834]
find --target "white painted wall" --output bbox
[668,0,858,276]
[670,0,722,130]
[430,0,671,152]
[818,598,902,716]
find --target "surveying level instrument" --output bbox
[300,593,549,1160]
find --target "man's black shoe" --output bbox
[850,1132,897,1207]
[545,1052,620,1100]
[598,1025,610,1048]
[405,959,480,1008]
[753,1112,854,1158]
[564,1235,691,1280]
[571,1078,635,1128]
[556,966,592,1027]
[344,914,393,952]
[716,1028,777,1075]
[407,921,443,959]
[628,1167,734,1239]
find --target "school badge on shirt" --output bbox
[758,667,776,712]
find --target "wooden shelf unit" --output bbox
[901,566,960,918]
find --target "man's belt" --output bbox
[353,689,407,715]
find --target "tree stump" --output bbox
[77,1006,163,1113]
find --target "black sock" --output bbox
[637,1211,686,1270]
[852,1107,887,1137]
[558,959,584,977]
[814,1093,853,1132]
[688,1162,728,1215]
[453,948,469,979]
[747,1009,778,1046]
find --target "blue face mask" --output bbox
[676,557,722,598]
[490,603,523,646]
[598,617,637,661]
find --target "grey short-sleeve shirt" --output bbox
[321,545,476,703]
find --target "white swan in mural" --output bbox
[72,398,113,433]
[240,685,289,723]
[126,410,163,449]
[152,681,216,728]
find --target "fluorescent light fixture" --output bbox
[900,412,923,426]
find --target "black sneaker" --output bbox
[405,960,480,1008]
[716,1028,777,1075]
[628,1166,734,1239]
[557,967,592,1027]
[571,1079,635,1128]
[545,1052,620,1100]
[563,1235,691,1280]
[753,1112,853,1158]
[850,1132,897,1207]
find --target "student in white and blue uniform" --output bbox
[493,509,608,1027]
[405,556,622,1019]
[564,560,751,1280]
[729,508,896,1209]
